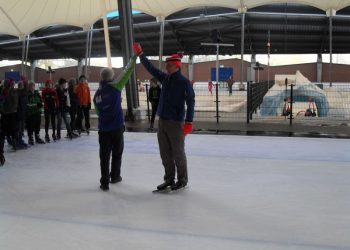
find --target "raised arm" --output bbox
[109,55,137,91]
[133,43,167,83]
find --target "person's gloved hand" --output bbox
[133,43,143,55]
[183,122,193,136]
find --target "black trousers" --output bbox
[98,127,124,186]
[77,106,90,130]
[26,114,41,136]
[1,113,18,145]
[44,109,56,135]
[69,106,78,131]
[150,102,159,124]
[0,116,5,154]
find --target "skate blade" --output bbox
[152,186,188,194]
[152,187,171,194]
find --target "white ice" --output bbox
[0,132,349,250]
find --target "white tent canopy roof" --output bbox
[0,0,350,37]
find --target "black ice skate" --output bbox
[152,181,174,193]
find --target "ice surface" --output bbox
[0,132,349,250]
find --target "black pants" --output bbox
[150,102,159,124]
[77,106,90,131]
[157,119,188,184]
[26,114,41,136]
[69,106,78,131]
[0,116,5,154]
[44,109,56,135]
[1,113,18,145]
[57,110,72,136]
[98,127,124,186]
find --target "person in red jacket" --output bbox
[41,80,58,142]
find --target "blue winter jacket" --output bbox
[93,56,137,132]
[140,54,195,122]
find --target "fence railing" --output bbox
[247,81,275,123]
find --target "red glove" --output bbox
[133,43,143,55]
[183,122,193,136]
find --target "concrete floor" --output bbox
[0,132,349,250]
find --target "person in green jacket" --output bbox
[26,82,45,145]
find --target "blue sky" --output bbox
[107,10,141,18]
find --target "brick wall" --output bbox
[2,60,350,83]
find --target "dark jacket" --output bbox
[17,87,28,120]
[140,54,195,122]
[57,87,70,112]
[68,85,79,108]
[149,85,161,103]
[0,87,18,114]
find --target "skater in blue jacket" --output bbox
[93,56,137,191]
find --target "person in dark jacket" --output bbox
[17,80,29,148]
[56,78,74,140]
[93,56,136,191]
[0,80,8,164]
[26,82,45,145]
[42,79,58,142]
[0,79,19,151]
[134,43,195,191]
[148,78,161,129]
[68,78,79,134]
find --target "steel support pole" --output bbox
[267,30,270,88]
[84,28,90,77]
[216,43,219,124]
[103,14,112,68]
[240,12,245,87]
[158,17,165,70]
[24,34,30,76]
[118,0,139,119]
[21,36,26,75]
[88,25,93,70]
[329,14,333,87]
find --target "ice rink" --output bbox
[0,132,349,250]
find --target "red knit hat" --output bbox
[166,52,183,68]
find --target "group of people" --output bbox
[0,75,92,166]
[0,44,196,194]
[93,43,195,192]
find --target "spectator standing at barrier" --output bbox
[134,43,195,191]
[17,79,29,148]
[76,75,91,135]
[68,79,79,134]
[42,79,58,142]
[226,76,234,96]
[0,79,19,150]
[93,56,137,191]
[26,82,45,145]
[0,80,8,164]
[56,78,75,140]
[148,78,161,129]
[208,80,213,95]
